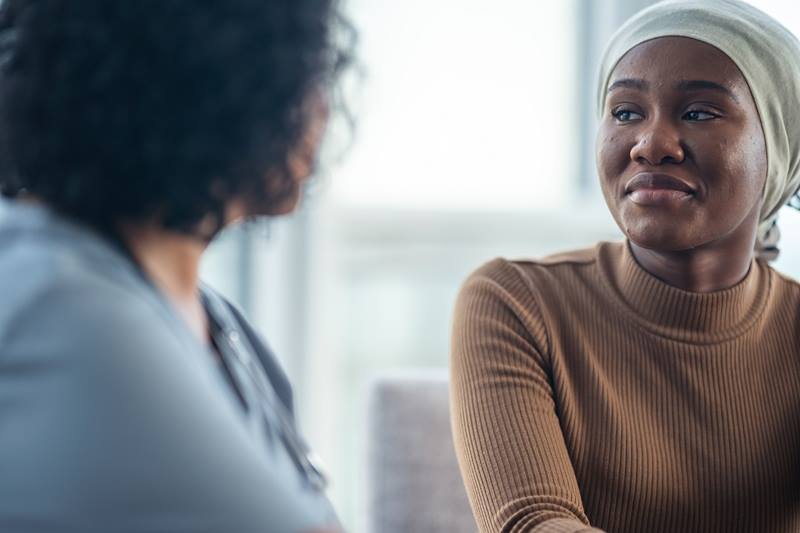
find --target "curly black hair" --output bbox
[0,0,353,235]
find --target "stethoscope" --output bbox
[202,287,329,493]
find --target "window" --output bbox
[332,0,579,211]
[307,1,616,528]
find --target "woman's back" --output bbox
[0,200,336,532]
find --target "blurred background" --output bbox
[199,0,800,530]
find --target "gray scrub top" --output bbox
[0,199,338,532]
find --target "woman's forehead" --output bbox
[609,36,748,93]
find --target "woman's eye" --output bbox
[684,110,718,121]
[612,109,643,122]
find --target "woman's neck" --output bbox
[627,198,765,293]
[118,221,210,343]
[628,242,754,292]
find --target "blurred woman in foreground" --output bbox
[451,0,800,531]
[0,1,352,531]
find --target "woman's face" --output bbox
[596,36,767,253]
[263,94,330,216]
[225,93,330,223]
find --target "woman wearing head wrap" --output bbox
[451,1,800,532]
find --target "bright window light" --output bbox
[332,0,579,211]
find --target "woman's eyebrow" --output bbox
[607,78,740,103]
[607,78,648,92]
[675,79,740,102]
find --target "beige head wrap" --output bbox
[597,0,800,260]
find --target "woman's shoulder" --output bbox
[454,242,617,357]
[462,241,614,301]
[764,264,800,320]
[0,204,193,371]
[0,242,169,347]
[769,264,800,292]
[0,201,152,328]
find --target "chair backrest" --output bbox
[366,370,477,533]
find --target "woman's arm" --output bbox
[450,259,604,533]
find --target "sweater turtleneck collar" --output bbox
[596,241,772,344]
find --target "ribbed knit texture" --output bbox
[450,241,800,533]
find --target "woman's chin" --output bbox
[622,224,701,253]
[253,184,303,217]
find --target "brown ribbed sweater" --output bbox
[450,241,800,533]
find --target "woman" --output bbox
[451,1,800,532]
[0,1,351,532]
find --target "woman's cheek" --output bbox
[597,133,628,186]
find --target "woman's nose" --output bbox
[629,121,685,165]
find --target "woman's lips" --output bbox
[628,188,693,206]
[624,172,696,207]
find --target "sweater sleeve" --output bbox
[450,260,604,533]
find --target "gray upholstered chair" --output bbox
[365,370,477,533]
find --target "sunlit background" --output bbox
[200,0,800,530]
